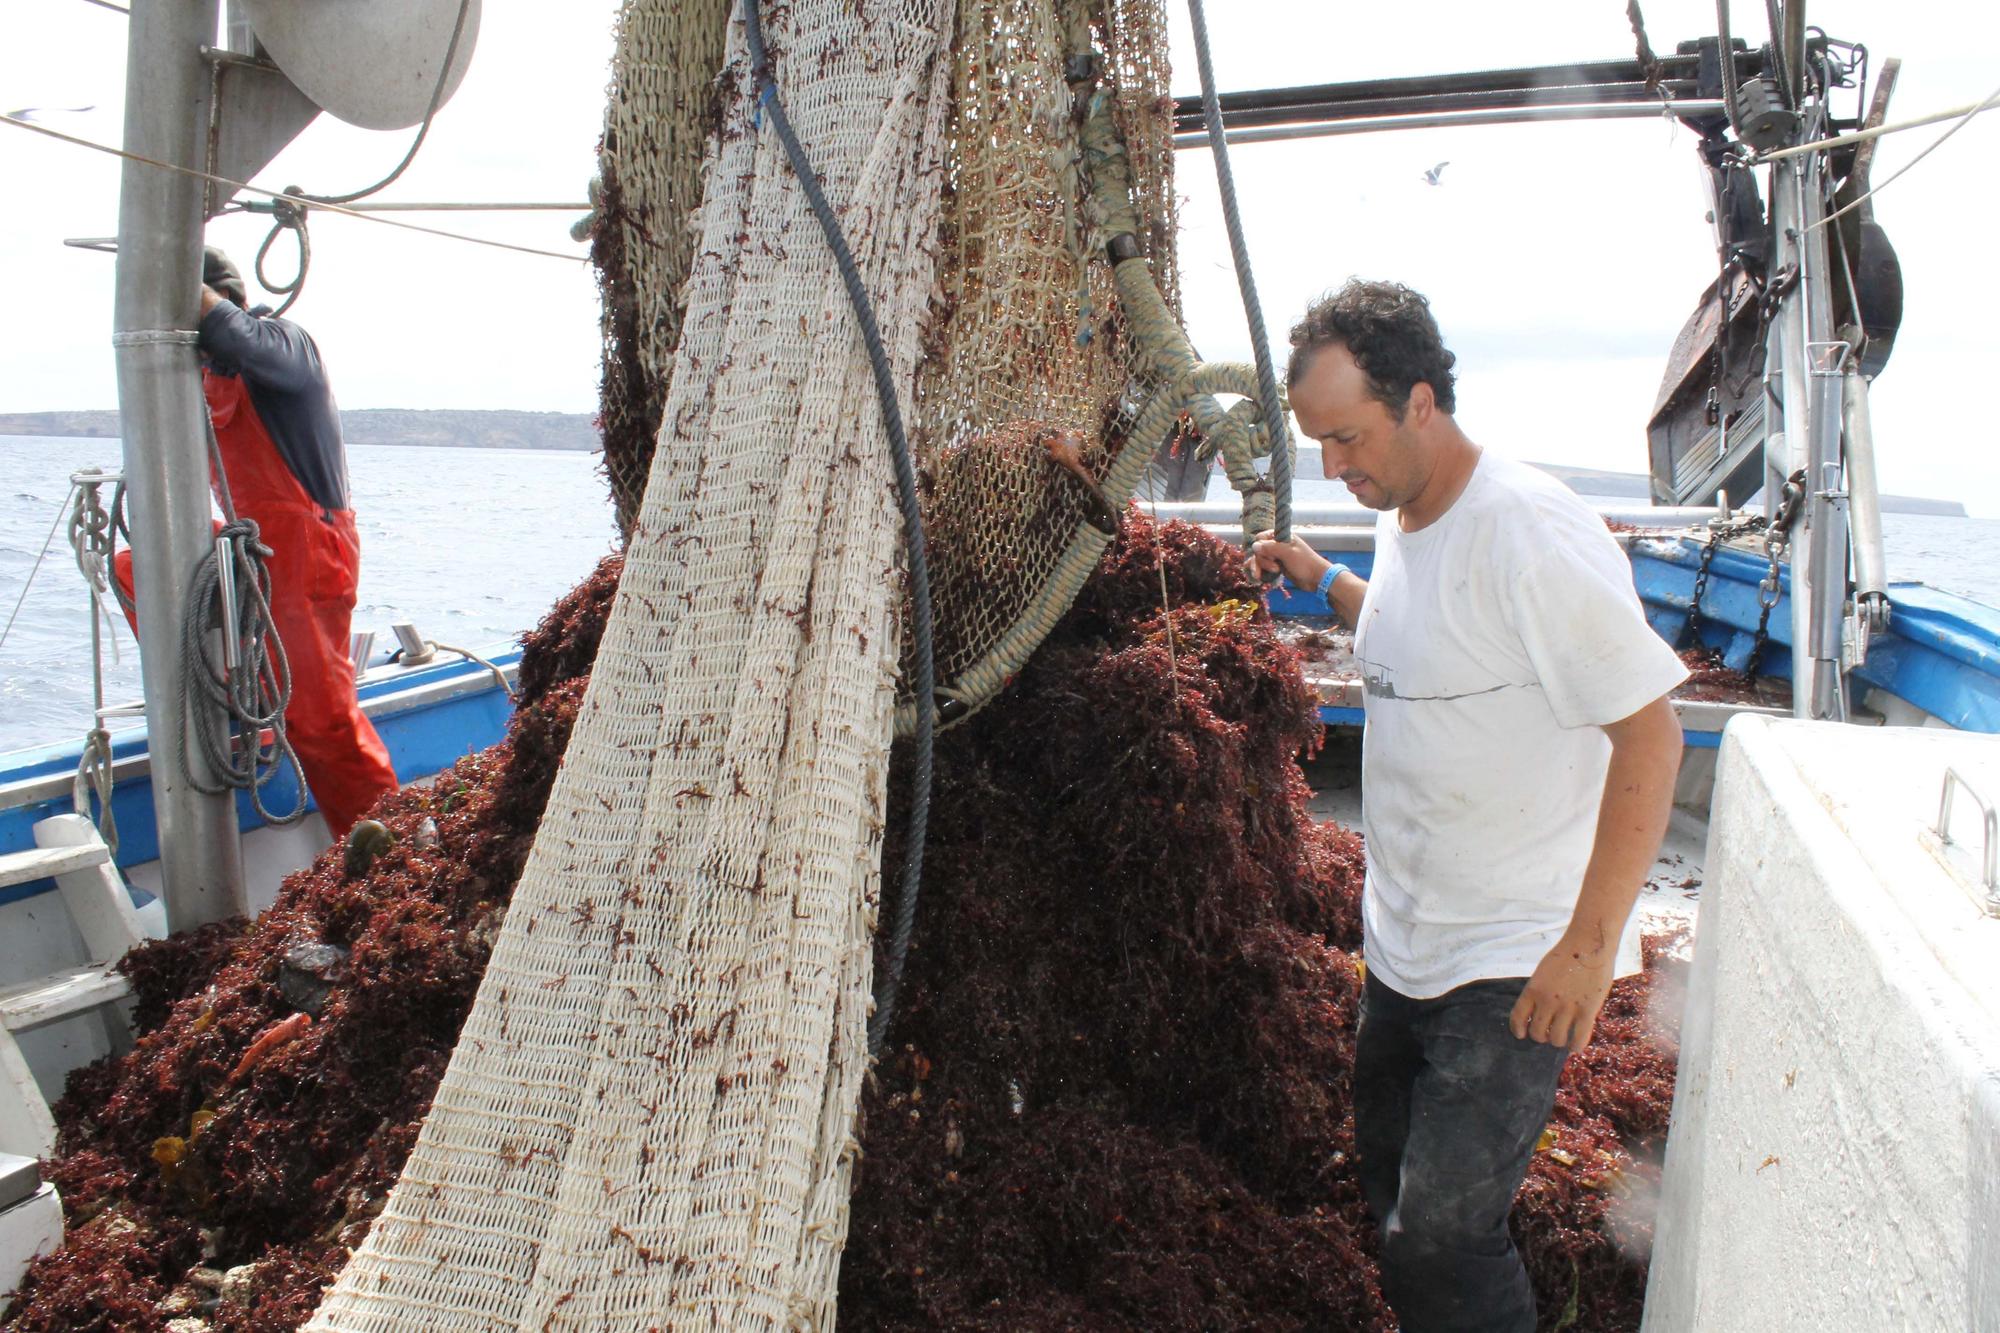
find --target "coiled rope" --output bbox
[741,0,936,1060]
[179,424,308,827]
[1185,0,1292,546]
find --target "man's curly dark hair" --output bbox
[1285,279,1457,417]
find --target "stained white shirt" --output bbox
[1354,453,1689,999]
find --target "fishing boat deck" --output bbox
[1276,619,1794,723]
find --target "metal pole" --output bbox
[1170,101,1726,149]
[1768,129,1845,721]
[1841,369,1889,629]
[1766,156,1810,713]
[1796,149,1846,721]
[113,0,246,927]
[222,0,254,54]
[1805,338,1849,718]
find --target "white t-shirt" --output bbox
[1353,453,1689,999]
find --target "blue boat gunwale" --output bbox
[0,647,523,908]
[1256,527,2000,741]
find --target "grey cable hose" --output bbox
[741,0,935,1061]
[248,0,474,314]
[299,0,473,207]
[1186,0,1292,546]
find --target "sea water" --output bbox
[3,434,1998,754]
[1,436,618,753]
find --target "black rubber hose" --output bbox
[1716,0,1748,140]
[740,0,936,1060]
[1187,0,1292,545]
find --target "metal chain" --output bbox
[1724,260,1801,400]
[1686,511,1767,647]
[1686,466,1804,678]
[1748,468,1807,679]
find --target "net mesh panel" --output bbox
[905,0,1179,716]
[307,2,955,1325]
[593,0,732,541]
[308,0,1221,1324]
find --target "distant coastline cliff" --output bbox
[0,411,1969,516]
[0,409,599,453]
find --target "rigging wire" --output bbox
[740,0,937,1061]
[1714,0,1748,142]
[0,485,79,658]
[0,113,586,264]
[1185,0,1292,547]
[1755,92,1998,163]
[1810,79,2000,230]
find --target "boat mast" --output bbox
[1761,0,1881,721]
[112,0,247,927]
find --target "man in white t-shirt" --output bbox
[1252,280,1688,1333]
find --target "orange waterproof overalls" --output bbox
[115,369,397,839]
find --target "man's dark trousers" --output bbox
[1354,972,1568,1333]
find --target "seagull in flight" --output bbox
[1423,161,1450,186]
[4,105,96,122]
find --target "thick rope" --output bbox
[1811,78,2000,230]
[176,424,308,827]
[1185,0,1292,545]
[741,0,935,1059]
[177,514,307,826]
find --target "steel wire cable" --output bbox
[741,0,935,1059]
[0,114,583,263]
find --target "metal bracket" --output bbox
[1934,768,1999,913]
[1840,607,1869,673]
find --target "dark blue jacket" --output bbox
[196,301,350,511]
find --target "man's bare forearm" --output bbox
[1512,693,1682,1049]
[1565,694,1682,957]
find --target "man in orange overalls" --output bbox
[116,247,397,841]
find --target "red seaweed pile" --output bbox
[5,555,624,1331]
[7,518,1682,1332]
[840,513,1682,1330]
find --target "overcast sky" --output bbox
[3,1,1995,513]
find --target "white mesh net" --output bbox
[304,0,1287,1323]
[308,2,955,1325]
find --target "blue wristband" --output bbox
[1315,562,1350,610]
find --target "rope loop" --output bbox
[255,191,312,318]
